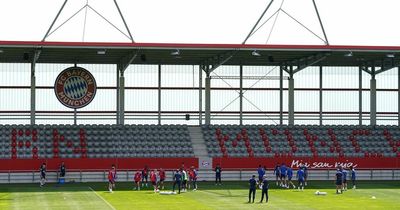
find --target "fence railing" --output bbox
[1,169,399,184]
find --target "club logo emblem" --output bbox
[54,67,97,109]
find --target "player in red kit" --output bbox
[150,170,159,193]
[108,165,116,193]
[159,168,166,190]
[134,170,142,190]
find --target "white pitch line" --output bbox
[88,187,116,210]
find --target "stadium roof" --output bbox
[0,41,400,67]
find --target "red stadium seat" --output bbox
[53,148,59,154]
[12,129,17,136]
[80,141,86,147]
[12,147,17,154]
[53,141,59,148]
[284,129,289,135]
[73,147,81,154]
[66,140,73,148]
[11,141,17,148]
[25,129,31,136]
[266,146,272,152]
[216,128,221,135]
[32,135,38,142]
[328,128,333,135]
[232,140,238,147]
[218,141,224,147]
[397,152,400,157]
[32,147,38,154]
[245,140,250,147]
[223,135,229,142]
[18,141,23,148]
[60,135,65,142]
[11,135,16,141]
[33,154,38,159]
[11,154,17,159]
[32,129,38,136]
[25,141,31,148]
[303,128,308,135]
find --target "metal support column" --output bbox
[319,66,323,125]
[119,71,125,125]
[398,67,400,126]
[205,71,211,125]
[288,66,294,125]
[158,64,161,125]
[370,66,377,126]
[199,66,203,125]
[116,67,120,124]
[239,65,243,125]
[279,66,283,125]
[359,66,363,125]
[30,57,36,125]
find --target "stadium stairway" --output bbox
[188,126,209,158]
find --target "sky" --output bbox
[0,0,399,46]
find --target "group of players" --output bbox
[108,164,198,194]
[270,163,308,191]
[335,165,357,194]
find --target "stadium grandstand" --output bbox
[0,0,399,209]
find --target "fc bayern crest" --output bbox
[54,66,97,109]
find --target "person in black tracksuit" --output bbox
[248,175,257,203]
[172,169,182,194]
[215,164,222,185]
[59,162,66,177]
[260,175,269,203]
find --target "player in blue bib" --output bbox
[335,167,343,194]
[300,163,308,186]
[342,168,348,191]
[273,163,280,186]
[287,167,296,189]
[279,163,287,188]
[296,167,305,191]
[350,166,356,189]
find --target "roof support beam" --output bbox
[201,50,237,73]
[242,0,275,44]
[42,0,68,41]
[375,59,399,75]
[118,50,139,74]
[287,53,329,74]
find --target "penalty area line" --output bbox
[88,187,116,210]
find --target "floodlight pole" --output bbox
[311,0,329,45]
[242,0,274,44]
[116,67,120,124]
[42,0,68,41]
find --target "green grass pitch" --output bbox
[0,181,399,210]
